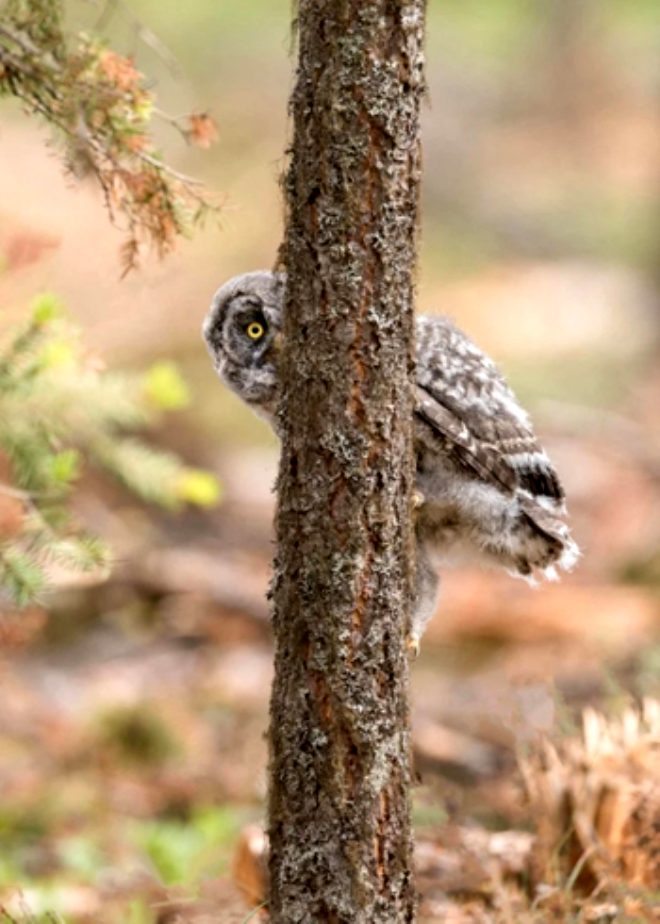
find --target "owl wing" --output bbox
[414,316,565,506]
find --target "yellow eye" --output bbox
[246,322,265,340]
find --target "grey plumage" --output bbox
[203,271,286,422]
[203,270,579,648]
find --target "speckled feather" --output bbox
[204,271,580,643]
[414,315,564,503]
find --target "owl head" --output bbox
[203,270,285,419]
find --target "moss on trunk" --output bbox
[269,2,426,920]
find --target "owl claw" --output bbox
[413,490,425,510]
[406,633,420,659]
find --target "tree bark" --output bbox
[268,2,426,922]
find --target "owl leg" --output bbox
[409,541,440,657]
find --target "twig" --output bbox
[0,483,30,501]
[90,0,182,76]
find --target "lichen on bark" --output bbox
[269,2,426,921]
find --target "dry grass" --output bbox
[520,700,659,921]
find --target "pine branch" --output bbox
[0,0,220,269]
[0,297,221,606]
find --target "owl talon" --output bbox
[413,490,425,510]
[406,634,420,659]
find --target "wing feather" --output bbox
[415,385,518,493]
[414,316,565,505]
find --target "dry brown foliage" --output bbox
[521,700,660,900]
[0,0,218,274]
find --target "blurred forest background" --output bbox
[0,1,659,921]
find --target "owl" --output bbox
[203,271,579,652]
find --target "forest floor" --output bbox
[0,379,659,923]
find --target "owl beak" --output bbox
[271,331,284,355]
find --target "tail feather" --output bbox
[518,495,580,580]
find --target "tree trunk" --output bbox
[268,2,426,922]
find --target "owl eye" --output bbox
[246,321,265,340]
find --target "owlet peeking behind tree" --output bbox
[203,271,579,653]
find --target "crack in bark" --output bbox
[268,1,426,920]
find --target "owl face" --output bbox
[203,271,285,419]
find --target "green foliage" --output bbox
[0,547,46,606]
[176,468,222,508]
[134,806,244,885]
[0,296,221,607]
[55,836,105,882]
[95,704,179,766]
[619,549,660,591]
[0,798,54,852]
[143,361,190,411]
[125,899,153,924]
[0,0,218,272]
